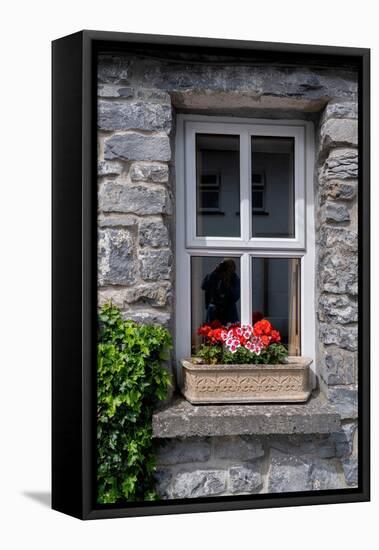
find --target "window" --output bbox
[252,172,266,213]
[198,173,221,212]
[176,115,315,381]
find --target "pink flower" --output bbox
[221,330,228,342]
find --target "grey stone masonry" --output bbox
[97,53,359,498]
[317,99,358,427]
[97,55,174,330]
[154,427,356,498]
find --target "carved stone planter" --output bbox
[181,357,312,404]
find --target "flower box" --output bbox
[181,356,312,404]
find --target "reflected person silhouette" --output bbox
[201,259,240,324]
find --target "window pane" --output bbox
[251,137,295,238]
[252,258,300,355]
[196,134,240,237]
[191,256,241,354]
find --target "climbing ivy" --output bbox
[97,303,172,504]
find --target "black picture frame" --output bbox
[52,30,370,520]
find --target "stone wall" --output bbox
[97,51,359,497]
[97,55,174,332]
[154,429,357,498]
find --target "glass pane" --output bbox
[191,256,241,354]
[251,137,295,238]
[196,134,240,237]
[252,258,300,355]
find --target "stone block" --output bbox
[157,438,211,465]
[97,55,130,83]
[136,88,171,102]
[323,149,358,180]
[139,249,172,281]
[130,162,169,183]
[98,101,172,133]
[322,348,356,385]
[152,395,341,438]
[311,460,343,490]
[98,228,137,286]
[330,422,357,458]
[98,84,134,98]
[318,294,358,325]
[139,218,170,248]
[213,436,264,461]
[105,133,171,162]
[324,384,358,420]
[169,469,227,499]
[269,434,336,459]
[141,60,357,101]
[154,469,172,498]
[321,180,357,202]
[324,202,350,223]
[98,285,170,309]
[319,252,358,296]
[342,457,358,486]
[122,309,171,326]
[322,100,358,121]
[229,463,262,493]
[99,182,171,215]
[268,449,312,492]
[320,118,358,151]
[123,283,171,308]
[318,226,358,253]
[319,324,358,351]
[98,214,138,228]
[97,160,123,177]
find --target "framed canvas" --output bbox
[52,30,370,520]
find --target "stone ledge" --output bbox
[152,394,341,439]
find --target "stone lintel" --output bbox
[152,394,341,439]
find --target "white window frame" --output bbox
[175,114,315,386]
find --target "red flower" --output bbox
[197,320,282,355]
[197,324,211,337]
[261,335,271,346]
[197,322,227,344]
[209,328,225,344]
[253,319,272,336]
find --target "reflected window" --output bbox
[196,134,240,237]
[252,258,301,354]
[251,137,295,238]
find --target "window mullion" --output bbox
[240,130,251,243]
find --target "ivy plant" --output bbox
[97,303,172,504]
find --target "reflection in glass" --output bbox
[196,134,240,237]
[252,258,300,355]
[251,137,295,238]
[191,257,241,353]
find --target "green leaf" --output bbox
[96,303,172,504]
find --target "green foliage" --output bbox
[223,342,288,364]
[97,303,172,504]
[196,342,288,365]
[196,343,224,364]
